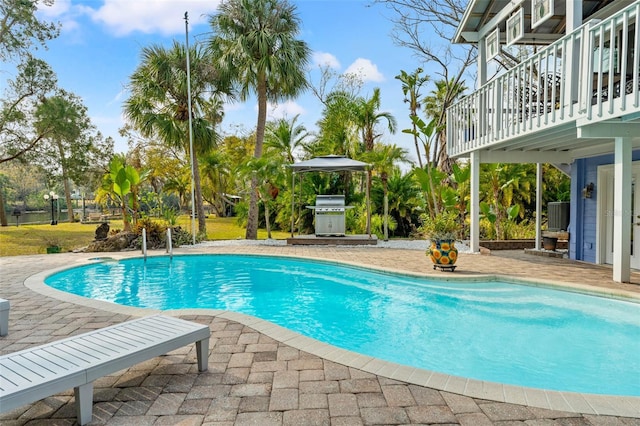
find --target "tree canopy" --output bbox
[124,41,231,235]
[0,0,59,62]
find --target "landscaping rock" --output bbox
[95,222,110,240]
[86,231,137,252]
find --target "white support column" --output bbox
[470,151,480,253]
[613,137,632,283]
[536,163,543,250]
[566,0,582,31]
[471,26,485,255]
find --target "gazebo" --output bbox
[288,155,373,243]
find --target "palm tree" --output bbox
[366,143,410,240]
[240,154,286,239]
[480,163,533,239]
[311,89,363,206]
[163,169,191,212]
[265,114,309,163]
[207,0,311,239]
[200,150,233,217]
[300,90,361,218]
[450,162,471,238]
[124,41,230,235]
[424,78,467,173]
[356,88,397,152]
[353,88,397,234]
[385,169,422,237]
[395,68,429,168]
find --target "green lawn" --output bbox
[0,215,290,256]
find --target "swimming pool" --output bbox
[44,254,640,396]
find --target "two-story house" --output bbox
[448,0,640,282]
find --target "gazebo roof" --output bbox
[289,155,369,173]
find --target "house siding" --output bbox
[570,150,640,263]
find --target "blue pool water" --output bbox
[45,254,640,396]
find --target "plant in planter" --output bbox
[42,236,63,254]
[422,210,460,272]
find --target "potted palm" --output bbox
[423,210,460,271]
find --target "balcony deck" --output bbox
[447,2,640,162]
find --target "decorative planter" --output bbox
[46,246,61,254]
[427,239,458,272]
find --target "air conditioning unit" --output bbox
[548,201,570,231]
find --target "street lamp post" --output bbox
[43,191,58,225]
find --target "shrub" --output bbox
[420,210,460,241]
[171,226,197,246]
[135,218,167,249]
[162,207,178,226]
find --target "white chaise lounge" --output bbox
[0,314,210,425]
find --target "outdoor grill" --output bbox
[308,195,352,236]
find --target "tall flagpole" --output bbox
[184,11,196,245]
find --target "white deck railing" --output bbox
[447,1,640,158]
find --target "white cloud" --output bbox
[59,17,80,32]
[89,0,221,37]
[344,58,384,83]
[36,0,84,39]
[312,52,340,69]
[267,101,306,120]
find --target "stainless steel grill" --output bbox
[307,195,350,236]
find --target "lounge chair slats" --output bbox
[27,347,85,370]
[13,351,75,378]
[0,315,210,425]
[39,345,91,368]
[2,358,60,388]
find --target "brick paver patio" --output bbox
[1,245,639,425]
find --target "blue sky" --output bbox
[31,0,445,163]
